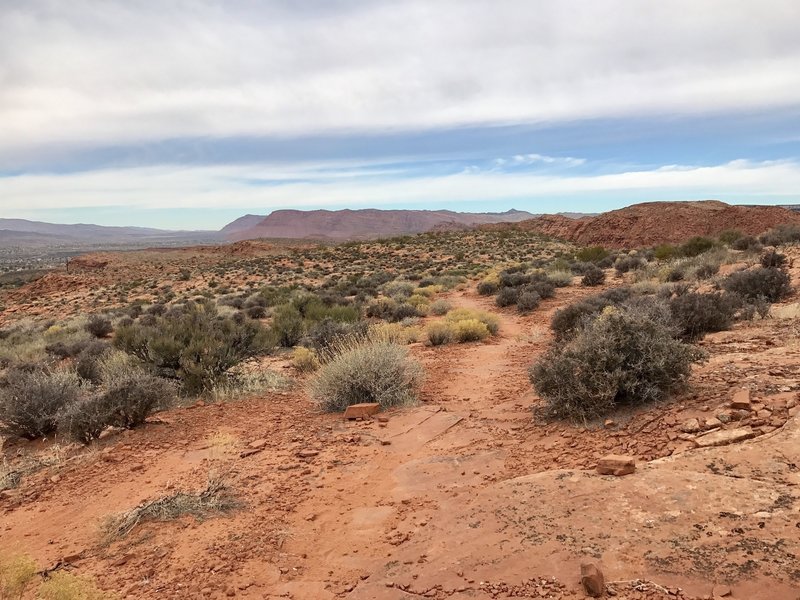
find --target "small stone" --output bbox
[381,440,391,446]
[377,416,389,423]
[730,389,751,410]
[681,418,701,433]
[248,439,267,449]
[297,449,319,458]
[343,403,381,420]
[757,409,772,419]
[596,455,636,476]
[604,419,615,429]
[580,562,605,597]
[49,474,61,484]
[712,584,732,597]
[704,417,723,429]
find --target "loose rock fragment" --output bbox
[343,402,381,420]
[730,389,751,410]
[580,562,605,597]
[596,455,636,476]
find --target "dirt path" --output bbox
[2,283,800,599]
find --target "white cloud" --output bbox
[2,159,798,217]
[1,0,799,156]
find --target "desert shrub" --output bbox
[495,287,520,307]
[291,347,320,373]
[383,280,415,299]
[368,322,421,345]
[100,373,175,428]
[114,302,271,394]
[365,297,397,319]
[308,318,361,353]
[453,319,490,342]
[760,224,800,246]
[85,315,113,339]
[665,267,684,282]
[547,271,573,287]
[499,271,530,288]
[526,280,555,299]
[693,263,719,280]
[680,236,715,257]
[57,395,113,444]
[309,339,423,412]
[653,244,678,261]
[575,246,609,263]
[569,261,594,275]
[428,299,451,316]
[0,369,80,439]
[531,305,701,420]
[37,571,110,600]
[718,229,743,245]
[245,305,267,319]
[269,305,305,347]
[75,340,112,383]
[721,267,791,303]
[477,280,498,295]
[731,235,760,251]
[445,308,500,335]
[761,250,787,268]
[389,303,421,322]
[614,255,645,274]
[669,292,737,340]
[550,288,633,341]
[581,267,605,287]
[425,321,456,346]
[516,291,541,312]
[0,553,37,599]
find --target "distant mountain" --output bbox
[0,218,220,247]
[223,208,537,241]
[492,200,800,247]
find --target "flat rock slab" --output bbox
[343,402,381,420]
[694,427,756,448]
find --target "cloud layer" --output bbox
[1,1,799,226]
[3,0,800,154]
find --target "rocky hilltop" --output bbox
[497,200,800,247]
[223,208,536,241]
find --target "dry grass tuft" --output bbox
[0,553,38,599]
[100,475,240,543]
[38,571,115,600]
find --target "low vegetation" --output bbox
[531,302,703,420]
[309,338,423,412]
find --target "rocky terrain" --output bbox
[494,201,800,248]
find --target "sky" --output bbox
[1,0,800,230]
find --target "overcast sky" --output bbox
[1,0,799,229]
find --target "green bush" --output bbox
[270,305,305,347]
[575,246,609,263]
[453,319,490,342]
[614,256,645,274]
[477,280,498,296]
[0,369,81,439]
[428,299,451,316]
[653,244,678,261]
[531,305,701,420]
[680,236,715,257]
[309,340,423,412]
[114,301,271,394]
